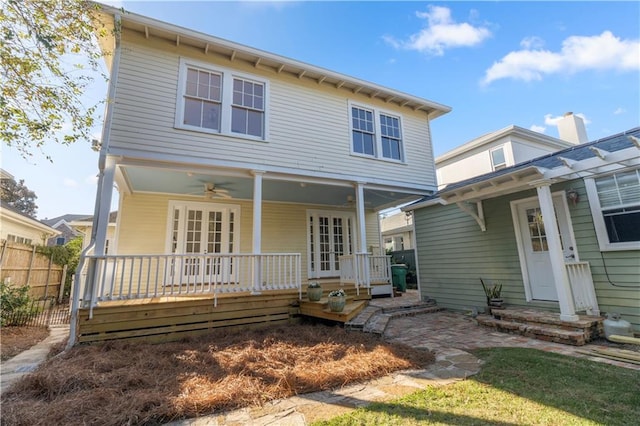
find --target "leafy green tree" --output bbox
[0,0,110,160]
[0,174,38,217]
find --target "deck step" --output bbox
[299,299,367,323]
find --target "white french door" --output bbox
[308,211,355,278]
[168,202,240,283]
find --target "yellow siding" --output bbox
[115,194,381,285]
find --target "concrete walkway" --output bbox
[1,324,69,395]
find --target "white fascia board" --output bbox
[402,198,445,211]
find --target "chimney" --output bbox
[557,112,588,144]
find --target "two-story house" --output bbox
[436,113,587,189]
[70,5,450,345]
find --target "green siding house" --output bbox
[408,128,640,331]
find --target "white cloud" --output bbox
[483,31,640,85]
[384,5,491,56]
[530,125,546,133]
[63,178,79,188]
[613,107,626,115]
[85,174,98,185]
[544,112,591,126]
[520,36,544,50]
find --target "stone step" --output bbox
[363,314,391,335]
[477,315,590,346]
[492,308,602,331]
[384,305,442,318]
[345,306,381,331]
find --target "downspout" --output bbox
[68,12,122,349]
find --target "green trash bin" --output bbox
[391,264,408,292]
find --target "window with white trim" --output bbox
[585,169,640,251]
[350,103,404,161]
[490,146,507,170]
[176,59,267,140]
[7,234,32,245]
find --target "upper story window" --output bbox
[350,103,404,162]
[585,168,640,251]
[490,146,507,170]
[176,59,267,140]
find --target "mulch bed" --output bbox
[1,326,50,361]
[0,323,434,426]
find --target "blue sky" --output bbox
[3,1,639,220]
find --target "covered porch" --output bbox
[70,157,423,345]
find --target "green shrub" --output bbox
[0,281,39,326]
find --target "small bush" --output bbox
[0,281,39,326]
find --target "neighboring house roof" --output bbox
[70,211,118,226]
[0,204,61,237]
[96,4,451,119]
[42,214,90,228]
[407,127,640,208]
[435,125,574,166]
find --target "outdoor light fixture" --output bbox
[567,189,580,206]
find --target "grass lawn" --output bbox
[0,323,433,425]
[313,347,640,426]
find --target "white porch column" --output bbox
[536,182,579,321]
[94,157,117,256]
[251,170,265,294]
[355,182,370,287]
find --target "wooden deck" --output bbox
[75,281,380,344]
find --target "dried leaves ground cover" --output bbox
[1,326,50,361]
[1,323,434,426]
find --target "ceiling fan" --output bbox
[342,195,371,208]
[202,182,231,199]
[186,181,232,199]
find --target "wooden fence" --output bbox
[0,240,67,301]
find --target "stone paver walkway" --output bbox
[1,324,69,395]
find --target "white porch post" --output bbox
[251,170,265,295]
[355,182,370,287]
[536,182,579,321]
[94,157,116,256]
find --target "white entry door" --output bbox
[308,211,355,278]
[514,195,576,301]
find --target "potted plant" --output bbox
[306,281,322,301]
[327,289,346,312]
[480,278,503,312]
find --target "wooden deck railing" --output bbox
[339,254,391,294]
[79,253,301,308]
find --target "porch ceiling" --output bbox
[118,165,424,211]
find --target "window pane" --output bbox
[491,147,506,168]
[186,68,198,96]
[231,106,246,133]
[202,101,220,130]
[247,110,264,137]
[184,99,202,126]
[603,207,640,242]
[363,133,374,155]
